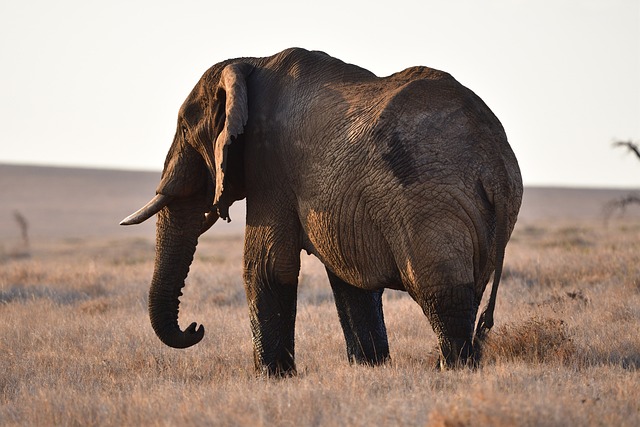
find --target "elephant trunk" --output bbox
[148,194,207,349]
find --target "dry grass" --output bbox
[1,219,639,426]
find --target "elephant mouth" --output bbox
[200,210,220,234]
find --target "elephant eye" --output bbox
[182,126,189,137]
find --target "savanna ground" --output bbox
[1,164,639,426]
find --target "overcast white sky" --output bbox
[1,0,638,188]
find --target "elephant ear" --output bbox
[208,62,253,208]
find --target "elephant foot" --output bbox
[438,337,474,370]
[349,350,391,367]
[254,345,297,378]
[346,337,391,367]
[257,364,297,379]
[418,283,479,370]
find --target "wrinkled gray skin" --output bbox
[122,48,523,376]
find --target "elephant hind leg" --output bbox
[414,282,479,369]
[401,227,480,368]
[326,269,390,365]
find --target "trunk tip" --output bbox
[180,322,205,348]
[163,322,205,349]
[186,322,205,338]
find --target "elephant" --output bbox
[121,47,523,376]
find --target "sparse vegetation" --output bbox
[1,218,639,426]
[606,140,640,222]
[13,211,29,250]
[0,211,31,261]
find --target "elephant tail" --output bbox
[473,186,508,345]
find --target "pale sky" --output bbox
[1,0,638,188]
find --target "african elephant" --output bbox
[121,48,523,376]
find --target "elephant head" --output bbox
[120,62,253,348]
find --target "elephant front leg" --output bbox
[326,269,390,365]
[245,277,298,377]
[244,264,298,376]
[243,226,301,377]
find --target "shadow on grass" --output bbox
[585,349,640,370]
[0,284,108,305]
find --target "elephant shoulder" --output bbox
[264,48,377,82]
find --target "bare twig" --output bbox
[13,211,29,250]
[613,140,640,161]
[604,193,640,224]
[605,140,640,224]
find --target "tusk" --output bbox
[120,194,174,225]
[200,209,220,234]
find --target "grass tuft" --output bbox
[482,317,576,365]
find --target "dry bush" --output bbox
[480,316,576,365]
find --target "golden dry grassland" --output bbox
[1,220,639,426]
[1,165,639,426]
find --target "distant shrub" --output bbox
[606,140,640,222]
